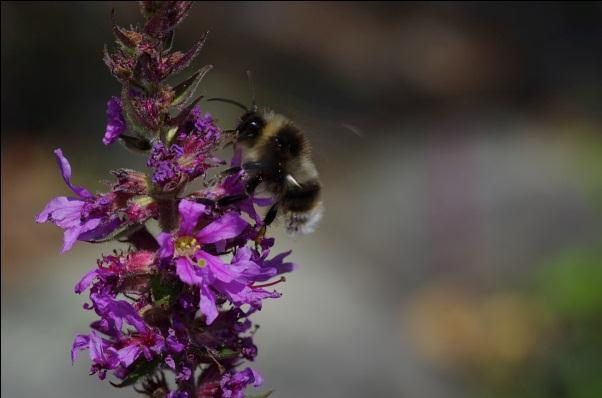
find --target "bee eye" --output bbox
[238,117,263,140]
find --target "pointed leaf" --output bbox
[119,134,153,152]
[245,391,274,398]
[171,64,213,106]
[111,9,137,48]
[121,86,157,135]
[143,1,193,37]
[165,32,208,77]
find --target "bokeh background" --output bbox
[2,2,602,397]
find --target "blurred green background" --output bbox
[2,2,601,397]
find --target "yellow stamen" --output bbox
[175,236,201,256]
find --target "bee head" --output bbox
[236,110,266,146]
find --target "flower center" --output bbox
[175,236,201,257]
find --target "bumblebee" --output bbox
[209,88,323,235]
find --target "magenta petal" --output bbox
[196,212,248,243]
[53,149,94,198]
[178,199,205,235]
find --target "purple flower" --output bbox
[158,199,249,323]
[147,111,224,191]
[103,96,126,145]
[36,149,121,252]
[44,4,306,396]
[220,368,263,398]
[192,107,221,142]
[116,328,165,367]
[88,331,120,379]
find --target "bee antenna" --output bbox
[246,70,258,111]
[206,97,249,112]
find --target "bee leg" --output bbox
[222,166,242,175]
[194,197,216,206]
[255,203,278,248]
[245,175,263,195]
[263,203,279,226]
[194,194,249,207]
[217,193,249,206]
[222,162,266,176]
[242,161,267,172]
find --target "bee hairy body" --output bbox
[236,110,323,235]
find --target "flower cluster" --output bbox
[37,3,296,397]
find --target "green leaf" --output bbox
[151,275,174,303]
[245,391,274,398]
[217,348,238,359]
[84,222,144,244]
[119,134,152,152]
[109,358,159,388]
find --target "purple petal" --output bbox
[53,149,94,198]
[167,392,188,398]
[62,218,102,253]
[234,247,252,262]
[71,334,90,363]
[157,232,175,258]
[92,294,147,333]
[77,217,122,242]
[264,250,298,276]
[89,331,118,368]
[117,344,142,367]
[35,196,108,253]
[165,355,176,369]
[198,251,238,283]
[103,97,126,145]
[74,268,98,294]
[61,227,81,253]
[199,284,218,324]
[196,212,248,244]
[166,329,185,353]
[176,365,192,382]
[88,332,103,363]
[175,257,203,286]
[178,200,205,235]
[36,196,84,226]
